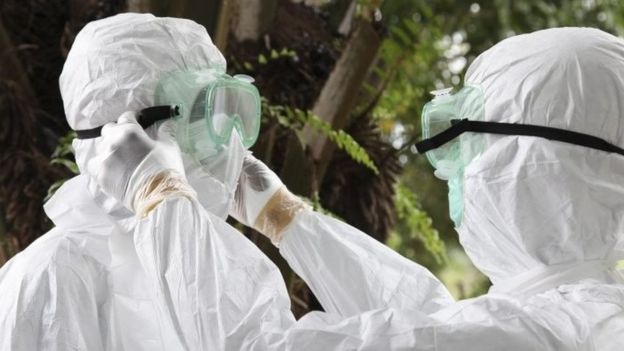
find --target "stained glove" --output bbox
[87,111,195,217]
[230,155,309,245]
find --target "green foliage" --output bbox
[270,48,297,59]
[388,181,447,264]
[307,117,380,175]
[46,131,78,201]
[262,98,380,174]
[242,47,299,71]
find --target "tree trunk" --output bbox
[303,20,382,186]
[213,0,234,51]
[231,0,278,42]
[127,0,223,37]
[0,17,36,104]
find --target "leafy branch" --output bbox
[262,98,379,174]
[242,47,298,71]
[388,181,447,264]
[46,131,78,201]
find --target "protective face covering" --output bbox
[182,130,248,218]
[417,83,624,226]
[417,85,487,225]
[419,84,486,178]
[152,69,259,217]
[128,115,248,220]
[154,69,261,152]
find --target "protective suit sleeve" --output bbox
[279,209,455,317]
[288,301,573,351]
[131,196,574,351]
[132,195,295,350]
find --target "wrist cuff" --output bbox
[253,187,310,245]
[133,170,197,218]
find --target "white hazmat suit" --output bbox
[0,13,622,351]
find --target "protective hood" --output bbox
[458,27,624,285]
[58,13,241,220]
[60,13,225,131]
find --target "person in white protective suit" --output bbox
[0,12,623,351]
[0,13,295,350]
[232,25,624,350]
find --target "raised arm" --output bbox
[230,155,454,317]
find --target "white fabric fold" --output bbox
[489,258,624,300]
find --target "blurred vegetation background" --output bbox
[1,0,624,317]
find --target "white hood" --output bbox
[459,27,624,285]
[60,12,226,176]
[57,13,243,220]
[60,13,225,131]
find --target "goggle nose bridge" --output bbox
[211,113,245,139]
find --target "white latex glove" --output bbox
[182,131,248,219]
[87,111,190,215]
[230,155,308,245]
[230,155,283,226]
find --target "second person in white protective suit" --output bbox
[231,25,624,350]
[0,13,622,351]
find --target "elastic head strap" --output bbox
[75,105,180,139]
[415,119,624,156]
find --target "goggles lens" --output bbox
[209,83,261,148]
[421,84,485,173]
[154,69,261,157]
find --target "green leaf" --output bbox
[280,47,297,57]
[390,25,412,47]
[51,158,79,174]
[305,113,379,175]
[403,18,420,36]
[261,98,379,175]
[45,179,66,202]
[258,54,268,65]
[47,130,79,199]
[390,181,448,264]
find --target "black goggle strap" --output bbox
[414,118,624,156]
[75,105,180,139]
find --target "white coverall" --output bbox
[0,13,623,351]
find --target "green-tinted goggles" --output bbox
[414,85,624,173]
[75,69,262,153]
[418,84,485,172]
[207,77,261,148]
[155,70,261,153]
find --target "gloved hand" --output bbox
[230,155,284,226]
[87,111,193,217]
[230,155,308,245]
